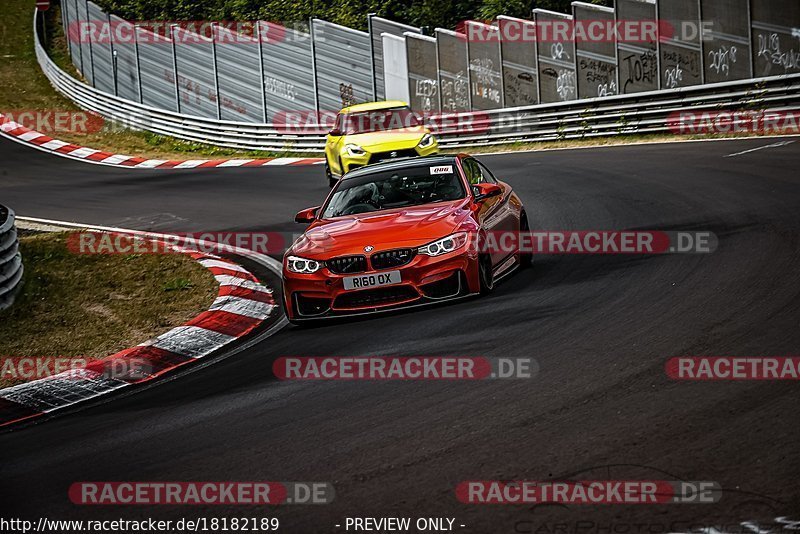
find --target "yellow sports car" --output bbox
[324,101,439,187]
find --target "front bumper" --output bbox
[339,141,439,175]
[283,248,478,321]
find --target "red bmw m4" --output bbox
[282,154,529,323]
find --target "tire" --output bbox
[478,253,494,295]
[519,211,533,269]
[325,161,337,188]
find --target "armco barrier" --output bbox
[35,11,800,152]
[0,206,24,312]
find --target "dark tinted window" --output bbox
[342,107,421,135]
[476,161,498,184]
[463,158,496,185]
[322,164,465,218]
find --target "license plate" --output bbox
[343,270,401,291]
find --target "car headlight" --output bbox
[345,144,367,157]
[418,232,468,257]
[286,255,323,274]
[418,133,436,148]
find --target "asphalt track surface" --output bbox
[1,135,799,532]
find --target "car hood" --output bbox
[344,126,428,150]
[290,199,471,258]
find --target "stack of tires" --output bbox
[0,205,23,311]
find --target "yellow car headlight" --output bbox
[418,133,436,148]
[345,144,367,157]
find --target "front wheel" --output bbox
[519,211,532,269]
[478,253,494,295]
[325,161,337,188]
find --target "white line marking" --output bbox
[724,140,796,157]
[0,369,128,412]
[214,274,272,293]
[134,159,168,168]
[173,160,208,168]
[263,157,302,165]
[18,131,45,142]
[40,139,70,150]
[216,159,253,167]
[147,326,237,359]
[68,147,101,158]
[100,154,133,164]
[209,296,275,319]
[200,258,249,273]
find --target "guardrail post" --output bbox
[61,0,69,44]
[697,0,706,84]
[309,18,320,113]
[76,0,84,76]
[170,24,181,113]
[745,0,754,79]
[256,22,269,123]
[464,29,473,111]
[496,26,506,108]
[108,13,118,96]
[85,0,96,87]
[211,22,222,120]
[367,13,378,100]
[134,24,143,103]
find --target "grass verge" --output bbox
[0,232,218,388]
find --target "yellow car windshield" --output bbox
[342,107,422,135]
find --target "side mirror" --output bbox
[472,183,502,202]
[295,206,320,223]
[328,128,342,137]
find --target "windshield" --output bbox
[321,164,465,218]
[341,106,422,135]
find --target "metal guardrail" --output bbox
[0,206,24,312]
[35,11,800,153]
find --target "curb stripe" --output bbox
[173,160,208,169]
[0,369,128,413]
[209,295,275,319]
[199,258,250,273]
[40,139,70,150]
[99,154,133,164]
[55,143,82,154]
[262,157,301,165]
[87,345,191,383]
[68,147,101,158]
[30,135,54,145]
[217,159,254,167]
[218,284,276,304]
[0,114,324,170]
[147,326,237,359]
[208,266,258,281]
[134,159,169,168]
[19,131,45,142]
[186,310,263,337]
[214,274,273,293]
